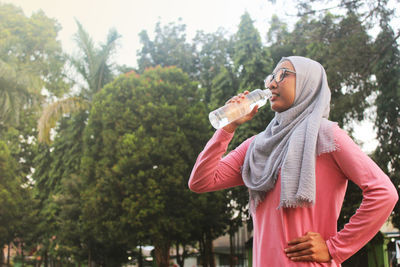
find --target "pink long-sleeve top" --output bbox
[188,125,398,266]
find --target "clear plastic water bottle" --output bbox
[209,89,272,129]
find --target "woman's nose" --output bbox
[269,79,278,89]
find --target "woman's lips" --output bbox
[270,94,279,101]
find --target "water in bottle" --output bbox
[209,89,272,129]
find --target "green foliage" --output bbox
[372,25,400,229]
[32,112,90,263]
[0,3,67,129]
[137,20,197,76]
[233,12,272,90]
[82,66,212,266]
[0,141,19,244]
[70,20,120,98]
[0,60,30,127]
[31,18,121,264]
[0,140,33,248]
[0,4,66,263]
[193,29,234,104]
[38,20,119,144]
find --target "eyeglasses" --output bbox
[264,68,296,89]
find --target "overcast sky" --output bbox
[2,0,299,68]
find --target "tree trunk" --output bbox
[175,242,187,267]
[0,245,4,266]
[21,245,24,266]
[6,243,10,267]
[154,240,171,267]
[372,246,379,267]
[202,231,215,267]
[206,233,215,267]
[199,237,206,267]
[44,250,48,267]
[138,244,143,267]
[88,249,91,267]
[229,233,235,267]
[200,234,215,267]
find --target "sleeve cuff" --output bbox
[215,128,235,140]
[326,239,342,264]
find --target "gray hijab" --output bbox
[242,56,337,213]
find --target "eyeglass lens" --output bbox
[265,69,286,88]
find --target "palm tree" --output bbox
[38,20,120,143]
[0,60,35,129]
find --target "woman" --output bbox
[188,56,398,266]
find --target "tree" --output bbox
[193,29,234,104]
[233,12,272,91]
[266,15,293,64]
[0,4,67,265]
[137,20,197,76]
[0,4,67,130]
[0,140,19,258]
[136,21,246,266]
[82,66,211,266]
[33,20,120,265]
[373,25,400,229]
[0,60,31,128]
[32,112,89,265]
[0,141,34,264]
[37,20,120,143]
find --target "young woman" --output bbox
[188,56,398,266]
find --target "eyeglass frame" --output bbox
[264,68,296,89]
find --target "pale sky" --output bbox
[2,0,296,67]
[1,0,380,152]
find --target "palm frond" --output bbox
[93,28,120,93]
[37,97,89,144]
[70,21,120,97]
[0,60,32,126]
[74,20,96,68]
